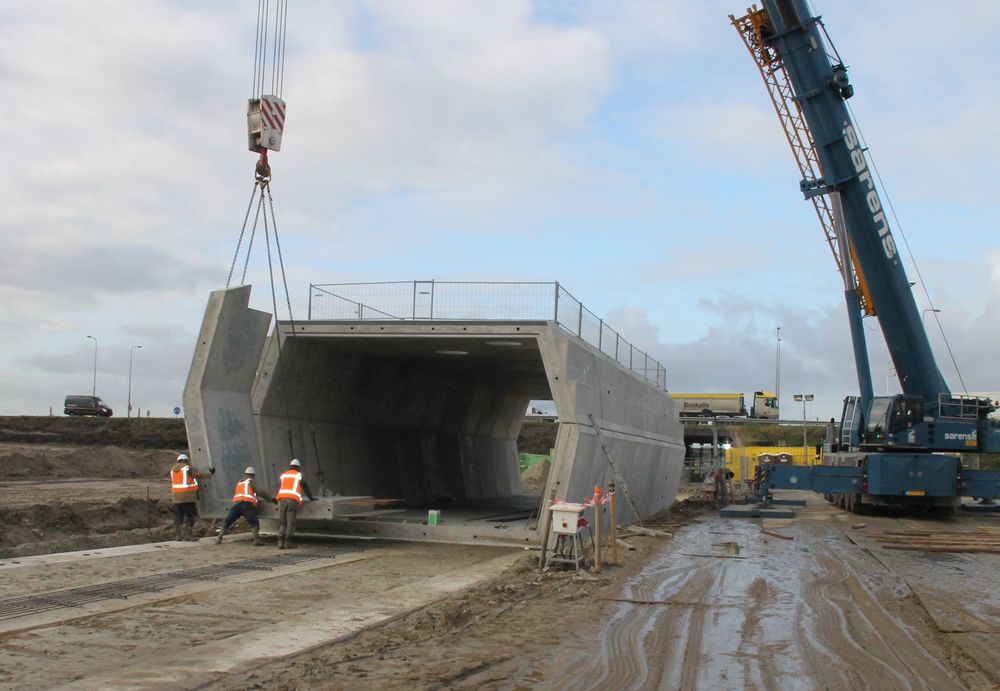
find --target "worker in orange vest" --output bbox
[170,453,213,541]
[216,466,275,546]
[275,458,315,549]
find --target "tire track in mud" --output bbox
[556,515,967,691]
[796,525,964,691]
[736,576,782,690]
[559,523,744,689]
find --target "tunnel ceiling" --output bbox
[286,332,551,394]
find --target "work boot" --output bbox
[278,537,286,550]
[174,525,184,542]
[252,528,263,546]
[285,540,296,550]
[215,527,227,545]
[183,525,198,542]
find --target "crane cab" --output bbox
[861,395,924,448]
[859,394,997,452]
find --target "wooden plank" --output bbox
[882,544,1000,553]
[761,528,793,541]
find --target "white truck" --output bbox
[671,391,778,419]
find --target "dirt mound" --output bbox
[0,444,174,479]
[0,493,224,557]
[517,420,557,454]
[521,458,551,494]
[0,416,187,448]
[0,495,175,555]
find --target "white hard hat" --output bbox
[177,453,190,462]
[244,466,256,475]
[290,458,301,467]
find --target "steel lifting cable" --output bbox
[252,0,263,100]
[278,0,288,97]
[239,185,267,286]
[228,177,294,328]
[261,179,297,459]
[226,181,263,288]
[266,184,295,331]
[261,194,280,324]
[253,0,287,100]
[257,0,269,99]
[271,2,280,95]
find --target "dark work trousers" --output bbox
[277,499,301,540]
[223,501,260,530]
[173,502,197,528]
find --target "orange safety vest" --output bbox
[171,466,199,495]
[276,470,303,503]
[233,479,257,505]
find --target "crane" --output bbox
[731,0,1000,512]
[226,0,295,330]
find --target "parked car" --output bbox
[64,395,113,417]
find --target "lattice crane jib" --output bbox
[730,6,874,316]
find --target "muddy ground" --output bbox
[201,497,1000,691]
[2,416,1000,689]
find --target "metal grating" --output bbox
[0,551,347,622]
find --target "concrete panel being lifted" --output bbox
[184,286,685,545]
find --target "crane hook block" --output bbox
[248,95,286,153]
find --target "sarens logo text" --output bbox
[843,122,897,262]
[944,432,977,441]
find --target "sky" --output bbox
[3,0,1000,421]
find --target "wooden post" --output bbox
[609,481,618,565]
[537,488,556,571]
[593,486,602,573]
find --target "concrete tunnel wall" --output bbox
[250,332,549,506]
[182,286,271,504]
[543,334,686,525]
[184,286,686,537]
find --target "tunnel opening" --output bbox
[252,326,558,544]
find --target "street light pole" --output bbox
[794,394,814,464]
[128,345,142,418]
[86,335,98,396]
[775,326,782,414]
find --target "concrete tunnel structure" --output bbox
[183,285,685,545]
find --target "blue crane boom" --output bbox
[731,0,1000,511]
[757,0,947,406]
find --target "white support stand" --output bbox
[545,502,586,571]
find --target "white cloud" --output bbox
[1,0,998,424]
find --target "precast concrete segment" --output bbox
[182,285,271,484]
[540,332,685,524]
[185,286,685,542]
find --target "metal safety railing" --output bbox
[308,280,668,389]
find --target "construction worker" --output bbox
[170,453,213,541]
[275,458,315,549]
[216,467,275,546]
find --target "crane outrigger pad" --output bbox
[960,502,1000,513]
